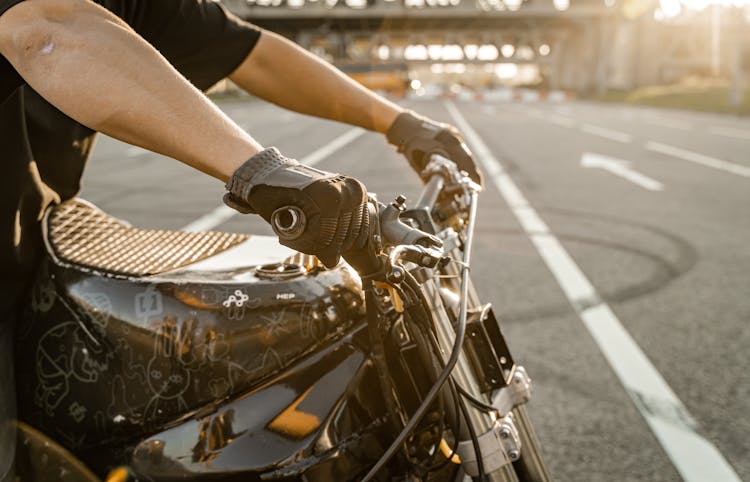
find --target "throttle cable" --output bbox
[360,191,479,482]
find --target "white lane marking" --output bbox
[520,108,576,128]
[643,117,693,131]
[181,128,365,232]
[445,100,742,482]
[181,205,238,233]
[547,114,577,128]
[581,123,633,143]
[646,141,750,179]
[581,152,664,191]
[301,127,365,166]
[708,125,750,140]
[127,146,149,157]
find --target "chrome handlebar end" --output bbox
[271,206,306,240]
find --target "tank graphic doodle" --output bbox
[135,286,163,323]
[35,321,113,416]
[30,262,56,314]
[222,289,251,320]
[19,252,365,469]
[144,319,193,420]
[80,293,112,332]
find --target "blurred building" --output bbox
[221,0,750,95]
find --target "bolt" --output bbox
[395,194,407,206]
[499,428,510,439]
[509,450,520,461]
[387,267,404,284]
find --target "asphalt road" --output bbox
[81,98,750,482]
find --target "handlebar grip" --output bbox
[271,206,306,241]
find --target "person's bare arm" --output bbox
[0,0,261,182]
[229,30,403,134]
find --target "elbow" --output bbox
[0,0,78,69]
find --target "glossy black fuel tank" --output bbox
[15,200,379,478]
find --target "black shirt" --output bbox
[0,0,260,320]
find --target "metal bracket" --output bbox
[455,414,522,476]
[492,366,533,415]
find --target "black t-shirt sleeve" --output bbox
[1,0,259,103]
[0,0,24,17]
[102,0,261,91]
[0,0,27,102]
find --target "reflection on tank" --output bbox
[15,249,382,478]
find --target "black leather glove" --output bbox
[386,111,483,186]
[224,147,369,268]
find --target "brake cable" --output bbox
[360,190,479,482]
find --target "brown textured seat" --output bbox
[45,199,248,277]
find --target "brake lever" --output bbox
[378,200,442,250]
[272,192,446,278]
[344,196,443,279]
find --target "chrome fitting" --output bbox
[456,414,522,476]
[492,365,533,415]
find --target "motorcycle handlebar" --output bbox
[270,155,474,273]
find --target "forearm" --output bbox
[0,0,261,181]
[229,30,402,134]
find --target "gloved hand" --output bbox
[224,147,369,268]
[386,111,483,186]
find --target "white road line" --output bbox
[521,109,576,128]
[581,152,664,191]
[127,146,149,157]
[445,100,741,482]
[300,127,365,166]
[180,205,238,233]
[643,118,693,131]
[547,114,577,128]
[181,128,365,232]
[646,141,750,179]
[581,123,633,143]
[708,125,750,140]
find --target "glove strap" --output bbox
[224,147,335,213]
[386,111,442,149]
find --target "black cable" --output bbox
[452,377,487,482]
[361,187,479,481]
[360,277,469,482]
[402,271,438,333]
[364,282,403,434]
[399,309,447,475]
[423,380,463,473]
[417,315,492,479]
[456,383,498,414]
[403,290,496,419]
[400,306,462,478]
[406,303,485,478]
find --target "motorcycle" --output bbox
[14,156,551,482]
